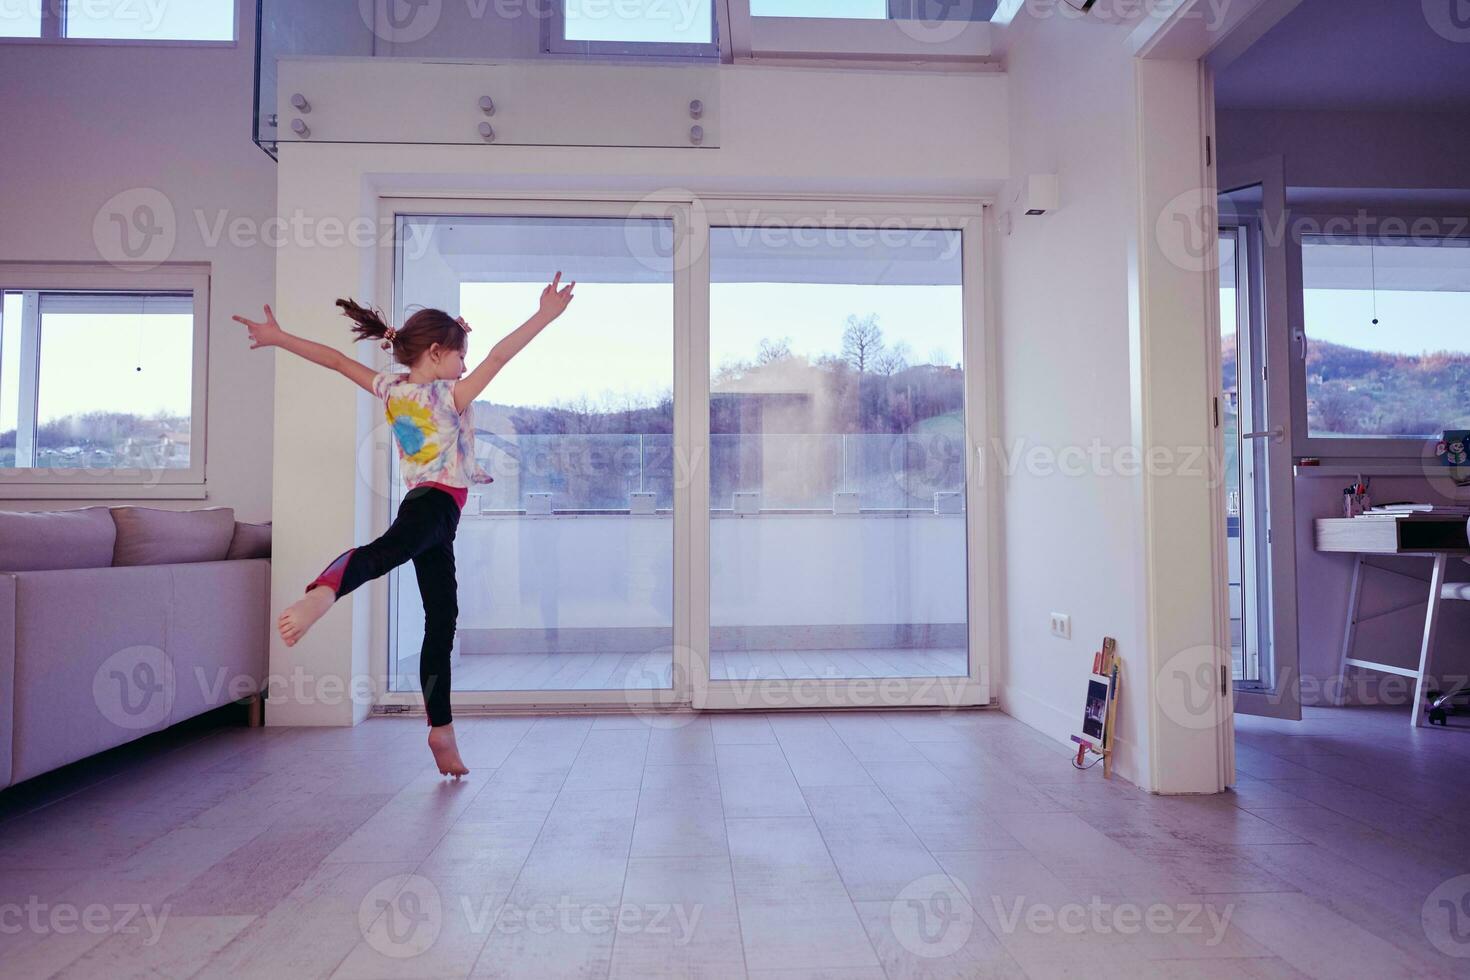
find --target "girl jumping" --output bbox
[232,272,576,777]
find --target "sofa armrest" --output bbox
[9,564,173,784]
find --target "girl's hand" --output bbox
[538,271,575,321]
[232,305,285,349]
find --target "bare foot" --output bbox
[278,586,334,647]
[428,724,469,779]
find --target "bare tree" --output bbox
[756,336,793,365]
[841,314,884,374]
[874,341,911,378]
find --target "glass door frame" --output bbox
[369,195,694,712]
[368,194,993,713]
[688,197,992,711]
[1217,158,1302,721]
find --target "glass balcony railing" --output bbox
[253,0,721,155]
[451,430,968,515]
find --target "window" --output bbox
[741,0,997,62]
[1299,235,1470,449]
[551,0,718,56]
[750,0,886,16]
[1,0,235,42]
[0,266,208,492]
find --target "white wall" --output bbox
[1217,109,1470,191]
[0,3,277,520]
[268,57,1007,725]
[996,12,1150,786]
[996,11,1226,793]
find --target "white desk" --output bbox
[1315,515,1470,727]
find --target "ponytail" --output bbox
[339,297,466,369]
[337,297,393,347]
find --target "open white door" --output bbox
[1217,156,1302,721]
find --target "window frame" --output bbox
[0,263,211,498]
[0,0,237,46]
[541,0,995,64]
[733,0,994,63]
[1288,216,1470,461]
[546,0,723,60]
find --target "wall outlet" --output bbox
[1049,612,1071,639]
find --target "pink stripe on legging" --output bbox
[305,547,355,596]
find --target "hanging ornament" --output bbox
[1369,241,1380,326]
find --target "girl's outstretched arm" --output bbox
[233,304,378,394]
[452,271,575,415]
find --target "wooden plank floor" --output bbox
[2,705,1468,978]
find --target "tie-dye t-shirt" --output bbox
[372,371,493,502]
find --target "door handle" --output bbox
[1241,426,1283,442]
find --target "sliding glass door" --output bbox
[376,198,989,712]
[382,203,684,709]
[690,202,989,710]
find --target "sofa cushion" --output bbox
[0,506,117,571]
[110,506,236,567]
[225,520,272,560]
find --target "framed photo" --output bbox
[1073,673,1113,752]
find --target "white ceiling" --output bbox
[1214,0,1470,112]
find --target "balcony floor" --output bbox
[444,647,969,691]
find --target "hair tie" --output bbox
[380,326,397,350]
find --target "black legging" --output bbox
[305,484,460,727]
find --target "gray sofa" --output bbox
[0,505,271,789]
